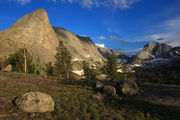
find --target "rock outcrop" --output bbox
[0,9,58,73]
[137,42,172,59]
[15,92,54,113]
[129,42,172,64]
[53,27,105,71]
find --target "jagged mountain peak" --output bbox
[11,9,50,29]
[137,42,172,60]
[0,9,105,74]
[129,42,173,64]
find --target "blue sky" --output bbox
[0,0,180,55]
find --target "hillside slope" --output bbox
[0,9,104,74]
[53,27,104,72]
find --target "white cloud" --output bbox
[149,33,180,47]
[3,0,31,5]
[48,0,140,9]
[98,36,106,40]
[95,43,106,48]
[16,0,31,5]
[137,16,180,47]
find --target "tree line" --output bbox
[2,40,178,85]
[0,40,128,81]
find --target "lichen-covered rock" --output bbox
[15,92,54,113]
[103,86,116,96]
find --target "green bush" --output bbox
[44,62,55,76]
[82,61,97,80]
[28,64,36,74]
[5,48,36,74]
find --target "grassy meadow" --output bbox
[0,72,180,120]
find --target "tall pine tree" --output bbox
[55,41,72,79]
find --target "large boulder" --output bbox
[117,80,139,96]
[103,86,116,96]
[15,92,54,113]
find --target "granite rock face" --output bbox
[0,9,58,73]
[0,9,104,73]
[137,42,172,60]
[129,42,173,64]
[53,27,105,71]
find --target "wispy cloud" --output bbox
[137,15,180,47]
[98,36,106,40]
[48,0,140,9]
[109,36,129,44]
[16,0,31,5]
[95,43,106,48]
[2,0,31,5]
[97,35,129,44]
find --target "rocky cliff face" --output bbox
[0,9,59,72]
[97,47,130,64]
[0,9,104,73]
[137,42,172,60]
[129,42,173,64]
[53,27,105,71]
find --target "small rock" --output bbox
[43,75,48,78]
[2,64,12,72]
[95,81,104,89]
[103,86,116,96]
[15,92,54,113]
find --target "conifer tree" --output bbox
[82,61,97,80]
[102,55,118,80]
[44,62,55,76]
[5,48,35,73]
[55,41,72,79]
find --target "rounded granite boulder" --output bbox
[15,92,54,113]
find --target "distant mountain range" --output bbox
[128,42,180,64]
